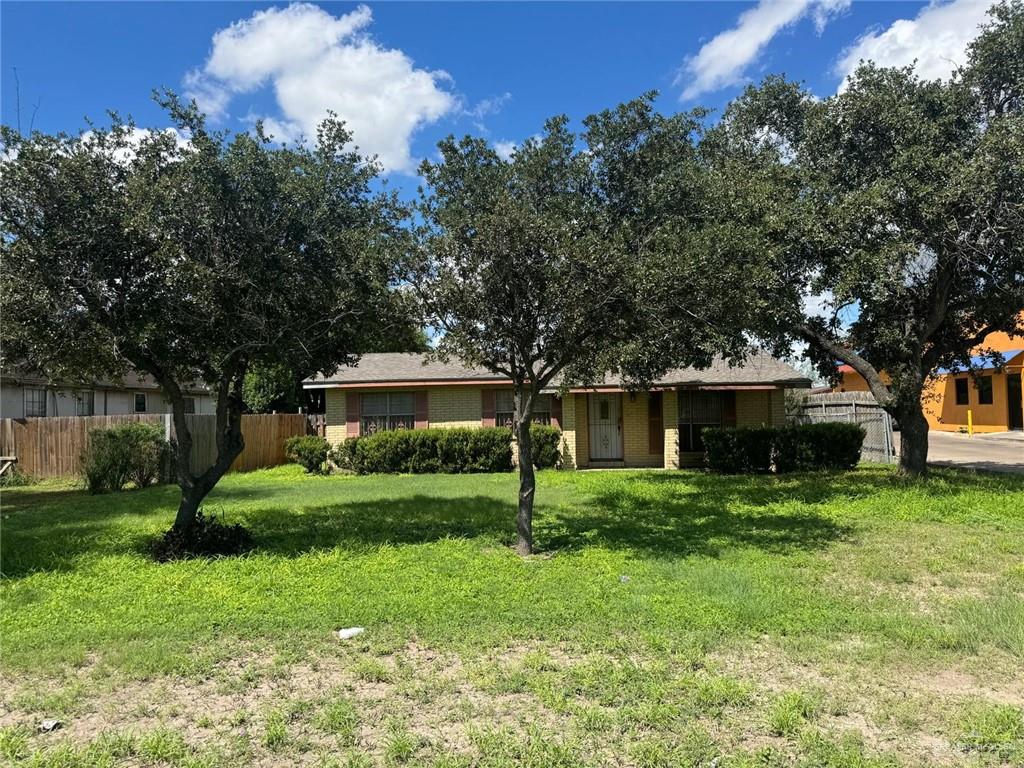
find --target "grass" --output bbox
[2,464,1023,766]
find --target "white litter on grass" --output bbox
[38,719,61,733]
[337,627,365,640]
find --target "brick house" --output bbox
[304,352,810,469]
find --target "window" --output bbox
[24,388,47,418]
[361,392,415,434]
[977,376,993,405]
[134,393,147,413]
[955,378,969,406]
[183,397,196,414]
[494,391,551,428]
[75,390,94,416]
[678,390,724,453]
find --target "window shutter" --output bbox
[722,391,737,427]
[415,390,429,429]
[346,392,361,437]
[481,389,495,427]
[648,392,663,454]
[550,395,562,429]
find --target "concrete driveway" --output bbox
[913,430,1024,474]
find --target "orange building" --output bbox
[835,318,1024,433]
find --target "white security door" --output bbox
[589,393,623,460]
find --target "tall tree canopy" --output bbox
[705,0,1024,475]
[1,95,410,533]
[413,95,752,554]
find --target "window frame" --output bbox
[977,375,994,405]
[954,377,969,406]
[134,393,148,413]
[678,390,725,453]
[182,397,196,414]
[494,391,551,428]
[24,387,47,418]
[360,391,416,435]
[75,390,95,417]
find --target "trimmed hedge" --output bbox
[285,435,330,474]
[702,422,865,474]
[530,424,562,469]
[332,427,514,474]
[703,426,775,474]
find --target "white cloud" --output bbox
[185,3,456,173]
[835,0,989,89]
[493,140,517,161]
[81,127,191,164]
[677,0,850,100]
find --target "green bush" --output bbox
[81,422,169,493]
[331,427,514,474]
[702,426,774,474]
[702,422,865,474]
[0,466,36,487]
[774,422,865,472]
[530,424,562,469]
[285,435,330,474]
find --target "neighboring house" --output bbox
[834,318,1024,433]
[0,371,216,419]
[303,352,810,469]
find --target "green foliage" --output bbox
[703,423,864,474]
[332,428,513,474]
[702,426,775,474]
[243,362,299,414]
[529,424,562,469]
[958,702,1024,761]
[284,435,330,474]
[0,466,35,487]
[81,422,168,494]
[767,691,819,736]
[774,423,866,473]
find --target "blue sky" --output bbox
[1,1,993,184]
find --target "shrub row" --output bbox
[285,435,330,474]
[81,422,170,493]
[328,424,562,475]
[702,422,865,474]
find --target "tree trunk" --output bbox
[515,415,535,556]
[174,484,205,531]
[894,398,929,478]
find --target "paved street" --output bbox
[899,430,1024,474]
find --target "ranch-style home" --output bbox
[0,370,216,419]
[304,352,811,469]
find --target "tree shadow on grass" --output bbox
[8,465,1012,577]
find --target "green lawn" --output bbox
[2,466,1023,767]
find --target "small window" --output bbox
[183,397,196,414]
[134,393,148,413]
[361,392,416,435]
[954,378,969,406]
[76,390,94,416]
[494,390,550,427]
[24,387,47,418]
[977,376,993,405]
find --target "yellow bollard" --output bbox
[967,409,974,437]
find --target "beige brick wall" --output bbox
[428,386,482,428]
[574,394,590,467]
[736,389,786,427]
[623,393,664,467]
[560,393,578,469]
[663,389,680,469]
[325,389,347,445]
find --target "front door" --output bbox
[589,393,623,460]
[1008,373,1023,430]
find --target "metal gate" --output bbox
[789,392,895,464]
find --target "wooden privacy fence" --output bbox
[788,391,896,464]
[0,413,310,479]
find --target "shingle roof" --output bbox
[304,351,811,389]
